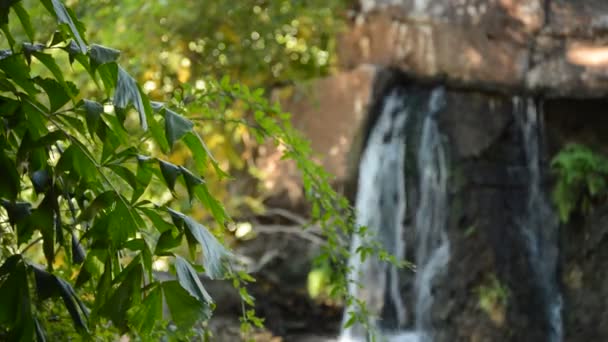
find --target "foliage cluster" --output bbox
[476,274,509,325]
[551,144,608,223]
[0,0,364,340]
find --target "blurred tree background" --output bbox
[1,0,356,340]
[87,0,347,219]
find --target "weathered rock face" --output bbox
[265,1,608,340]
[338,0,608,97]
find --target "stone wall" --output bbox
[339,0,608,98]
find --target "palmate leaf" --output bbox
[167,208,230,279]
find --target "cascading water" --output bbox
[411,89,449,342]
[341,86,449,342]
[341,88,410,341]
[514,98,563,342]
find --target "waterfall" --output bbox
[412,89,449,342]
[341,87,449,342]
[514,98,563,342]
[341,88,410,341]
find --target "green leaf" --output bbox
[82,99,103,137]
[106,164,137,190]
[0,256,35,341]
[42,0,87,53]
[0,24,15,48]
[57,144,97,183]
[163,107,193,147]
[155,229,183,254]
[0,0,19,26]
[162,280,211,329]
[32,52,73,96]
[123,238,152,277]
[114,66,147,131]
[0,149,20,200]
[100,262,142,330]
[174,255,212,304]
[180,166,204,201]
[168,209,230,279]
[97,62,118,96]
[34,77,70,112]
[108,199,139,246]
[78,191,117,222]
[195,185,229,227]
[139,207,173,233]
[0,53,38,95]
[158,159,181,192]
[129,284,162,336]
[89,44,120,66]
[183,132,208,174]
[131,157,153,202]
[13,3,34,41]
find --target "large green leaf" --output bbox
[114,66,148,131]
[158,159,180,192]
[182,131,208,174]
[56,144,97,183]
[32,52,73,97]
[82,99,103,138]
[100,262,142,330]
[41,0,87,53]
[154,229,182,255]
[108,199,139,247]
[34,77,70,112]
[168,209,230,279]
[174,255,212,303]
[0,53,38,95]
[163,107,193,147]
[161,280,211,329]
[128,284,162,336]
[97,62,118,96]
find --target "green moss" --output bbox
[551,144,608,222]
